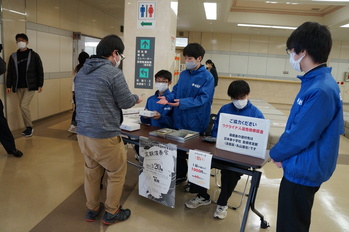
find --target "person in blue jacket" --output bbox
[270,22,344,232]
[184,80,264,220]
[140,69,173,128]
[157,43,214,184]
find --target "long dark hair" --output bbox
[206,59,216,69]
[74,51,89,73]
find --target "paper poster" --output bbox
[188,150,212,189]
[138,136,177,208]
[216,113,270,159]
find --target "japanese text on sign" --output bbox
[216,113,270,159]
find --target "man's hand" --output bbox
[153,111,161,120]
[38,87,43,93]
[136,95,143,104]
[157,96,168,105]
[6,88,11,93]
[167,99,180,107]
[272,159,282,168]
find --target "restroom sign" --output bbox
[137,2,156,29]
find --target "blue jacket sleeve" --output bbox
[270,89,335,162]
[157,108,174,128]
[178,77,214,110]
[165,84,177,103]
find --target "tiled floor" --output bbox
[0,102,348,232]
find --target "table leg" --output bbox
[240,170,269,231]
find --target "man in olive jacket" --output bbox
[6,33,44,137]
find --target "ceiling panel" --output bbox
[79,0,349,40]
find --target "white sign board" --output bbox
[188,150,213,189]
[138,137,177,208]
[216,113,270,159]
[137,2,156,29]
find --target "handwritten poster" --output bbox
[138,136,177,208]
[216,113,270,159]
[188,150,212,189]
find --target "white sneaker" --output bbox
[185,196,211,209]
[214,205,228,219]
[68,125,77,134]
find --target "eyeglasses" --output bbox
[118,53,126,61]
[285,48,293,55]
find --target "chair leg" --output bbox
[230,175,250,210]
[212,173,250,210]
[214,169,221,188]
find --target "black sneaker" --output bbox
[86,202,104,222]
[21,127,34,137]
[102,206,131,225]
[8,149,23,158]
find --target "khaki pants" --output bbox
[17,88,35,127]
[77,134,127,214]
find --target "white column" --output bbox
[123,0,177,106]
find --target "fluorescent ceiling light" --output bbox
[312,0,349,2]
[203,2,217,20]
[237,24,297,30]
[3,8,26,16]
[340,23,349,28]
[171,1,178,15]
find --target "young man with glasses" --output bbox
[75,34,142,225]
[271,22,344,232]
[140,69,173,128]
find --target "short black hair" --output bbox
[183,43,205,60]
[155,70,172,82]
[96,35,124,57]
[286,22,332,63]
[227,80,250,99]
[15,33,28,42]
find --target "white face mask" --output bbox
[156,83,168,93]
[232,99,248,109]
[289,52,305,72]
[185,61,197,70]
[17,41,27,50]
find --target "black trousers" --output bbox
[0,99,16,153]
[277,177,320,232]
[190,169,242,203]
[71,92,77,126]
[176,150,188,179]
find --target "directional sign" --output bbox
[135,37,155,89]
[140,39,151,49]
[137,2,156,29]
[139,68,149,78]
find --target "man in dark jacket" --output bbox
[0,50,23,157]
[6,33,44,137]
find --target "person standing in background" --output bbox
[6,33,44,137]
[0,47,23,158]
[68,51,89,134]
[205,59,218,87]
[270,22,344,232]
[75,35,142,225]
